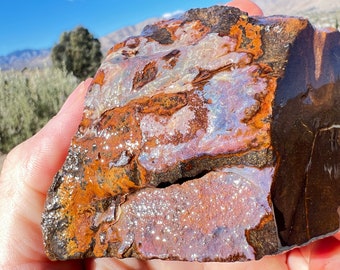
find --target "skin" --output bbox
[1,1,340,269]
[226,0,263,16]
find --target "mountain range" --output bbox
[0,18,158,71]
[253,0,340,15]
[0,49,51,71]
[1,0,339,71]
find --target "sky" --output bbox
[0,0,227,57]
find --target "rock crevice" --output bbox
[42,5,340,262]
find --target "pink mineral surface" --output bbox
[42,5,340,262]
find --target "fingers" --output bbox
[308,237,340,270]
[286,236,340,270]
[26,78,92,194]
[202,255,288,270]
[92,254,288,270]
[286,248,309,270]
[333,230,340,241]
[226,0,264,16]
[11,260,86,270]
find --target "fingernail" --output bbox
[58,78,92,116]
[75,78,93,102]
[84,78,93,89]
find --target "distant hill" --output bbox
[0,18,159,71]
[0,49,51,71]
[1,0,339,71]
[100,18,159,55]
[253,0,340,16]
[253,0,340,28]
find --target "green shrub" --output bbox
[52,26,102,80]
[0,67,78,153]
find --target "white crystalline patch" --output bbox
[116,166,275,261]
[138,63,270,172]
[140,106,196,139]
[85,32,241,117]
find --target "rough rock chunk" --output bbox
[41,5,340,262]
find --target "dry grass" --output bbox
[0,67,78,153]
[0,153,6,173]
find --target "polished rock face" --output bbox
[41,5,340,262]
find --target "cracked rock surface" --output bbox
[42,5,340,262]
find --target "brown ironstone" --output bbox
[41,5,340,262]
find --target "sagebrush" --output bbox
[52,26,102,80]
[0,67,78,153]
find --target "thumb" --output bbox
[0,78,92,266]
[226,0,264,16]
[3,78,92,195]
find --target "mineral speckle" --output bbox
[42,5,340,262]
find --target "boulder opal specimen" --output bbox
[42,6,340,262]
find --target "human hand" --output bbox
[0,79,92,269]
[1,1,340,270]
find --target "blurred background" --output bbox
[0,0,339,169]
